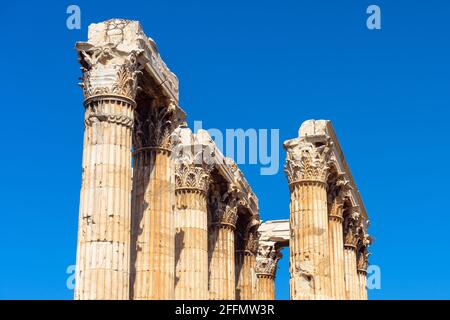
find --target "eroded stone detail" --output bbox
[255,245,282,277]
[344,209,360,248]
[78,45,142,101]
[75,20,372,301]
[209,184,240,229]
[133,98,180,151]
[284,138,332,185]
[357,221,372,272]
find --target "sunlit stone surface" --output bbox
[74,20,371,300]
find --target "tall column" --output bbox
[327,177,350,299]
[255,244,281,300]
[208,185,239,300]
[357,253,368,300]
[284,139,332,300]
[130,98,179,300]
[74,47,141,299]
[174,139,213,300]
[235,225,259,300]
[356,227,370,300]
[343,209,360,300]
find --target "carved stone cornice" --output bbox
[77,44,143,104]
[209,184,240,229]
[284,138,332,185]
[133,98,181,152]
[255,244,282,278]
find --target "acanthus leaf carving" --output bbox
[328,175,352,219]
[78,45,143,101]
[343,208,360,247]
[133,98,180,151]
[255,245,282,277]
[356,219,372,271]
[174,144,214,193]
[209,184,240,228]
[244,227,260,254]
[284,138,332,185]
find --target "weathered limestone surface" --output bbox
[254,220,288,300]
[343,208,360,300]
[283,120,371,300]
[357,223,370,300]
[173,128,213,300]
[235,223,259,300]
[208,185,239,300]
[75,19,185,300]
[74,21,372,301]
[284,129,332,300]
[74,21,142,299]
[255,243,282,300]
[327,175,350,299]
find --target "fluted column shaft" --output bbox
[235,251,255,299]
[131,148,175,299]
[344,245,358,300]
[208,186,239,300]
[75,98,134,300]
[208,224,236,299]
[356,245,370,300]
[175,190,209,299]
[358,270,368,300]
[255,244,280,300]
[328,214,345,299]
[256,275,275,300]
[289,181,331,300]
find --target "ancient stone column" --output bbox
[357,252,368,300]
[235,224,259,300]
[255,244,281,300]
[327,176,350,300]
[130,98,180,300]
[343,209,360,300]
[284,138,332,300]
[74,46,141,300]
[173,133,213,300]
[208,185,239,300]
[356,227,370,300]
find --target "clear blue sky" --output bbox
[1,0,449,300]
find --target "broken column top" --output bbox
[258,220,289,247]
[77,19,179,103]
[298,119,329,137]
[284,119,368,221]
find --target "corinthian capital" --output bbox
[357,248,370,272]
[133,97,182,151]
[356,221,372,271]
[209,184,240,229]
[175,163,212,193]
[242,224,260,255]
[255,244,282,278]
[173,128,216,193]
[77,43,143,102]
[328,175,352,220]
[284,138,332,185]
[343,208,360,248]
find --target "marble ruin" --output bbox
[74,19,371,300]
